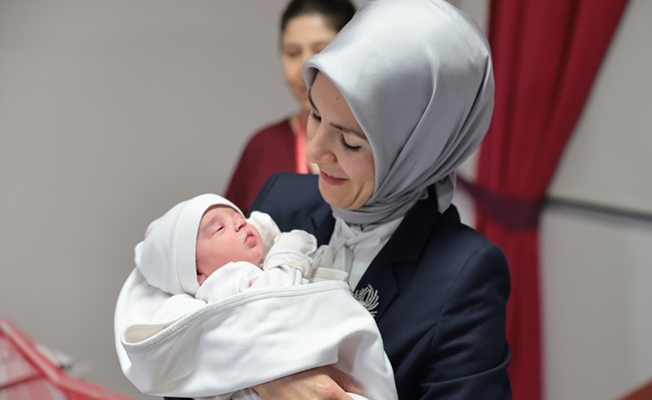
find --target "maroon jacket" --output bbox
[224,118,296,215]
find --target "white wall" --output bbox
[0,1,327,399]
[1,1,649,400]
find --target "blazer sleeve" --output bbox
[421,241,512,399]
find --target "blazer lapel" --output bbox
[354,187,443,320]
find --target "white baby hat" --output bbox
[134,194,243,296]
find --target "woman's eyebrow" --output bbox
[331,122,366,140]
[308,88,367,140]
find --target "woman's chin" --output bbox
[318,179,340,207]
[318,181,354,210]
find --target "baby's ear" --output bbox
[196,269,206,285]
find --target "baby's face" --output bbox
[195,205,264,284]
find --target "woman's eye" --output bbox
[283,50,301,59]
[340,135,361,152]
[310,111,322,122]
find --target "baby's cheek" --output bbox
[255,244,265,263]
[243,246,261,268]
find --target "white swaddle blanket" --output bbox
[115,194,396,399]
[114,267,398,400]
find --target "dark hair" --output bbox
[281,0,356,35]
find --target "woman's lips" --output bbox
[320,170,346,186]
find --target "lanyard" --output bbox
[294,115,310,174]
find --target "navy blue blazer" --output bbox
[250,173,512,400]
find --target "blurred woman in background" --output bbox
[224,0,356,215]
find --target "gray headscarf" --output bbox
[303,0,494,226]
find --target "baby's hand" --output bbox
[263,230,317,274]
[268,230,317,257]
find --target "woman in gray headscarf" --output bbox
[250,0,511,398]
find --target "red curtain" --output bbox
[471,1,630,399]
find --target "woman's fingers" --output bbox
[253,365,361,399]
[322,365,362,395]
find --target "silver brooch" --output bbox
[353,284,379,317]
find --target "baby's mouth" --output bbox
[244,231,256,245]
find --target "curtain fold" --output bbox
[470,1,630,399]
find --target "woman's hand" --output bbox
[253,365,362,399]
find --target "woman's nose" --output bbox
[306,124,336,165]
